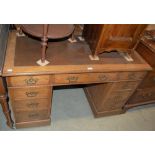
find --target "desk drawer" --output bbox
[12,98,51,111]
[7,75,50,87]
[9,86,51,100]
[100,90,133,111]
[111,81,140,90]
[118,72,146,81]
[15,109,50,123]
[53,73,117,85]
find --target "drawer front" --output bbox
[15,109,50,123]
[127,87,155,105]
[12,98,51,111]
[54,73,117,85]
[138,72,155,89]
[111,81,140,90]
[97,90,133,111]
[9,86,51,100]
[7,75,50,87]
[118,72,146,81]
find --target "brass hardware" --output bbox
[27,102,39,108]
[28,113,39,118]
[66,76,79,83]
[98,75,108,81]
[24,77,38,85]
[25,92,38,97]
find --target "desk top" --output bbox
[3,31,152,76]
[0,24,9,75]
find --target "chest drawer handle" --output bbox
[98,75,108,81]
[28,113,39,118]
[25,92,38,97]
[27,102,39,108]
[24,77,38,85]
[66,76,79,83]
[128,73,136,80]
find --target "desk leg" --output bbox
[0,95,14,128]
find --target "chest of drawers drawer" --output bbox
[12,98,51,111]
[9,86,51,100]
[7,75,50,87]
[14,109,50,123]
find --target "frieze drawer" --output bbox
[7,75,50,87]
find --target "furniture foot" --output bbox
[89,54,100,60]
[118,51,134,62]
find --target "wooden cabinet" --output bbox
[83,24,147,56]
[7,77,52,128]
[125,32,155,108]
[84,77,143,117]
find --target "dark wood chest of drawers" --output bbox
[125,36,155,108]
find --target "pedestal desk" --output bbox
[0,25,13,128]
[3,31,151,128]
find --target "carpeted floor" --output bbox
[1,86,155,131]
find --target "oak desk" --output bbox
[3,31,151,128]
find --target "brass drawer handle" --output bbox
[128,73,136,80]
[24,77,38,85]
[28,113,39,118]
[25,92,38,97]
[66,76,79,83]
[27,102,39,108]
[98,75,108,81]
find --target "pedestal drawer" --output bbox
[9,86,51,100]
[12,98,51,111]
[97,90,133,111]
[15,109,50,123]
[7,75,50,87]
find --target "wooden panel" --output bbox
[14,109,50,123]
[15,119,51,128]
[9,86,51,100]
[12,98,51,111]
[127,88,155,106]
[138,72,155,89]
[7,75,50,87]
[99,90,133,111]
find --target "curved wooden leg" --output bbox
[0,95,13,128]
